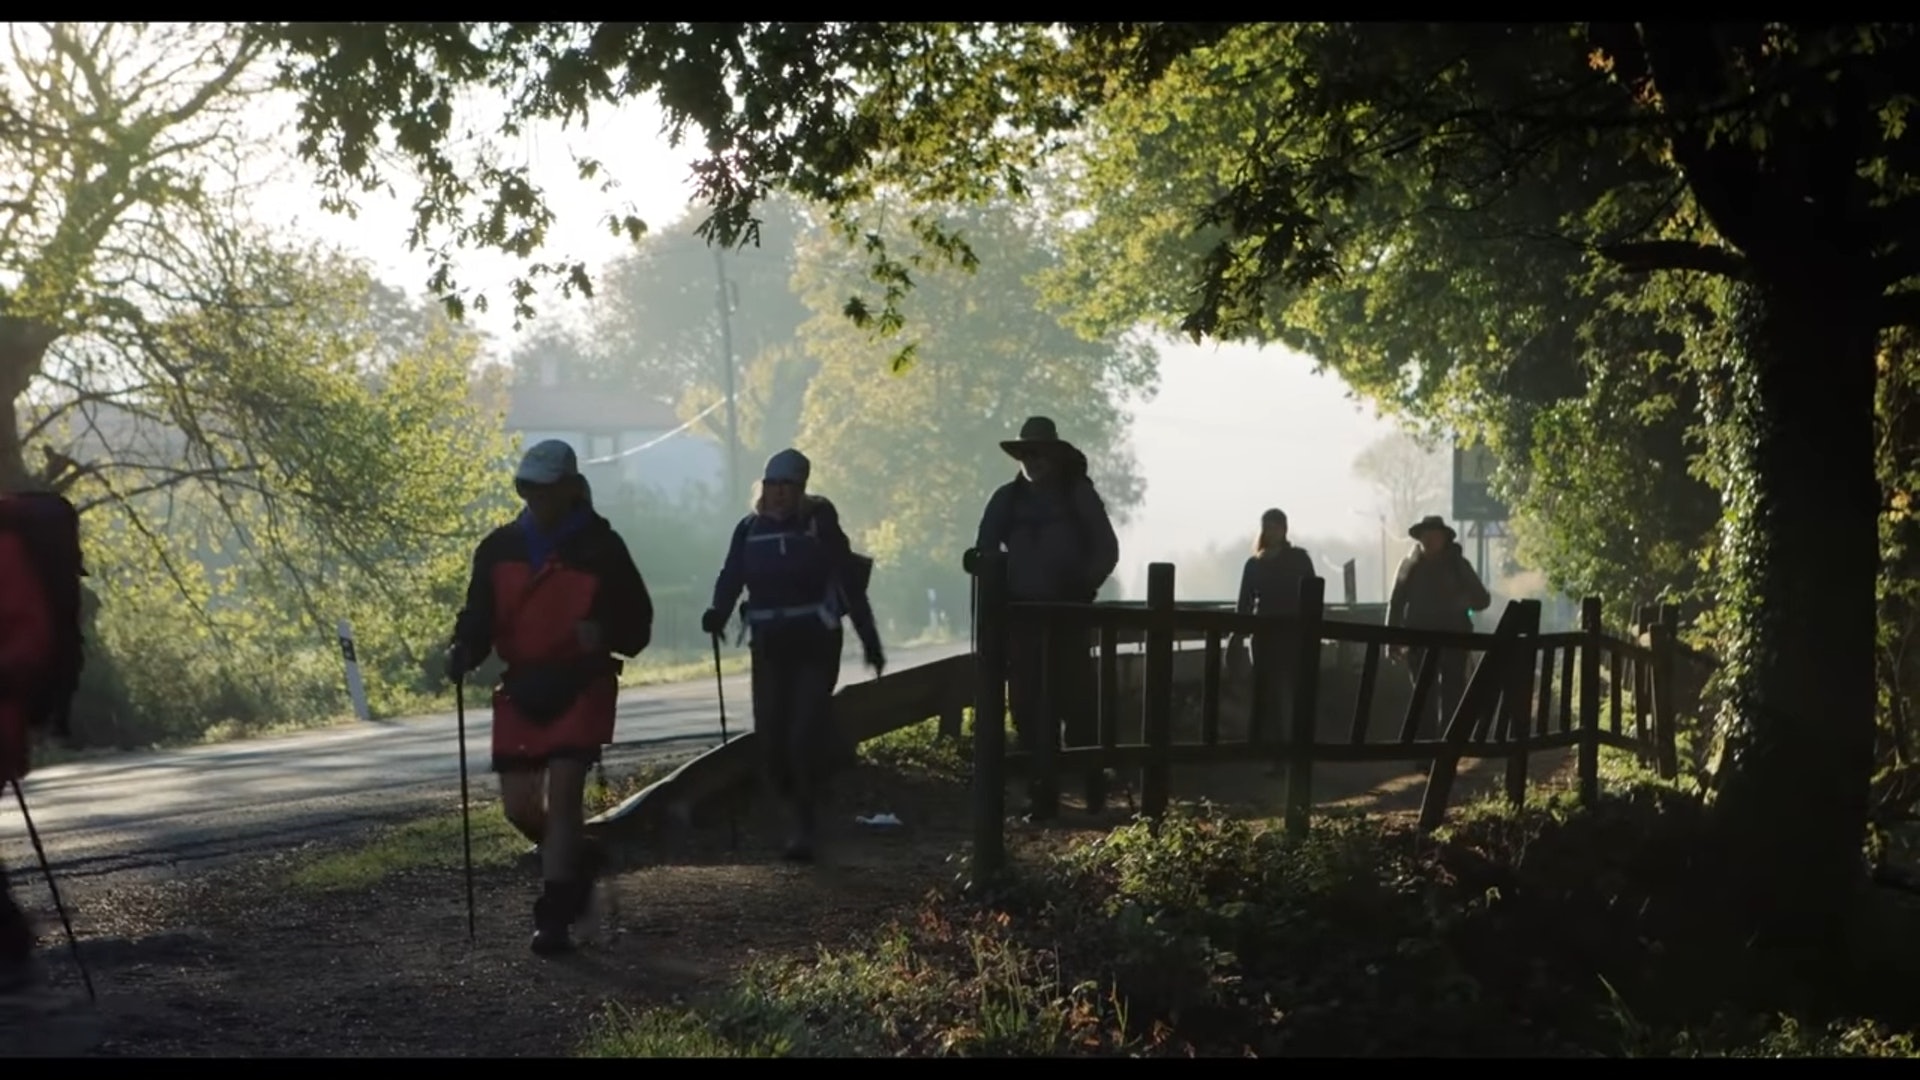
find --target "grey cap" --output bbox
[763,447,811,484]
[514,439,580,486]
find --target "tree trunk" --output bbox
[0,318,57,491]
[0,391,27,492]
[1707,274,1880,950]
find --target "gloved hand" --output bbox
[444,641,473,684]
[864,642,886,676]
[961,547,981,576]
[700,607,727,636]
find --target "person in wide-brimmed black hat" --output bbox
[1387,515,1492,739]
[963,416,1120,817]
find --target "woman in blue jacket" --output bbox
[702,449,885,862]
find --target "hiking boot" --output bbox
[0,902,32,994]
[529,883,578,957]
[782,803,817,863]
[516,844,543,875]
[1084,770,1110,814]
[570,839,612,942]
[0,955,35,996]
[1023,781,1061,821]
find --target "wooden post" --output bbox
[1503,600,1543,807]
[970,553,1009,882]
[1284,575,1326,837]
[1650,607,1681,780]
[1418,600,1524,833]
[1577,596,1604,806]
[1140,562,1176,821]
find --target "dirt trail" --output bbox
[1,749,1572,1056]
[0,764,973,1057]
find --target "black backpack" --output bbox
[1010,474,1104,600]
[0,491,86,738]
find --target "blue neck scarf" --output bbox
[520,503,593,569]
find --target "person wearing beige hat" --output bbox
[962,416,1120,817]
[1387,514,1492,739]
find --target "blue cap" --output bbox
[763,448,810,485]
[514,439,580,485]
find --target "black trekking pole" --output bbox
[969,573,978,658]
[454,678,476,944]
[709,632,739,851]
[9,779,94,1003]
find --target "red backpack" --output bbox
[0,491,86,738]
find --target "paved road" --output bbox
[0,642,970,881]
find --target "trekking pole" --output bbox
[454,678,476,944]
[9,779,94,1003]
[709,632,739,851]
[969,572,978,656]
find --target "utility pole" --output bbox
[1378,518,1389,605]
[713,246,741,509]
[1355,508,1389,604]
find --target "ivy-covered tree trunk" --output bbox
[1708,275,1881,949]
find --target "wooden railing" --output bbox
[967,553,1711,880]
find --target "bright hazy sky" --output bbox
[243,91,1405,571]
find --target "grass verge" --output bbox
[580,752,1920,1058]
[284,758,685,893]
[858,715,974,781]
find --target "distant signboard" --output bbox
[1453,443,1509,523]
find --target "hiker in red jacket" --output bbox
[445,440,654,956]
[1,493,70,992]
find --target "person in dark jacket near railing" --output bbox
[1387,515,1493,739]
[1231,508,1318,744]
[703,448,885,863]
[962,416,1120,816]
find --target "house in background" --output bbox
[503,373,725,504]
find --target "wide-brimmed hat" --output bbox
[1408,514,1457,541]
[999,416,1079,460]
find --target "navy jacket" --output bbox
[709,496,881,655]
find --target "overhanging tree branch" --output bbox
[1599,239,1751,279]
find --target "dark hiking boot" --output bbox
[516,844,543,874]
[0,953,37,996]
[1084,770,1110,814]
[782,803,817,863]
[571,839,613,942]
[1023,781,1061,822]
[0,899,33,994]
[530,883,578,957]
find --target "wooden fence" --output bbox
[967,553,1711,880]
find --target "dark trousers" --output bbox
[1409,646,1470,740]
[750,627,845,809]
[1007,621,1104,807]
[1248,634,1298,746]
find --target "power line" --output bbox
[577,395,732,466]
